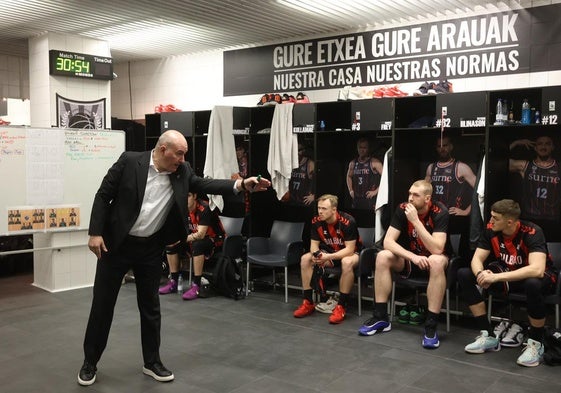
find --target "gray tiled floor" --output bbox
[0,272,559,393]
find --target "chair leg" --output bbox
[358,276,362,317]
[487,294,493,322]
[188,256,193,286]
[246,262,250,297]
[390,281,396,321]
[284,266,288,303]
[446,289,450,333]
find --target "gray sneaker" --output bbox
[465,330,501,354]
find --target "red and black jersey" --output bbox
[478,220,557,284]
[521,160,561,221]
[390,201,449,257]
[428,160,473,210]
[289,157,313,204]
[188,199,225,239]
[310,211,363,254]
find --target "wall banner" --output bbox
[56,94,106,129]
[223,4,561,96]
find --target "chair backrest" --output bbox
[358,227,376,249]
[269,220,305,255]
[548,242,561,268]
[219,216,244,236]
[547,242,561,293]
[449,233,461,256]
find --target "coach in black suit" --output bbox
[78,130,269,386]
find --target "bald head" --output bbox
[154,130,187,172]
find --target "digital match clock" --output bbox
[49,50,113,80]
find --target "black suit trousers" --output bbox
[83,234,164,366]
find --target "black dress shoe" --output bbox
[77,360,97,386]
[142,362,174,382]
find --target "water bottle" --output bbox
[177,275,184,294]
[521,99,531,124]
[502,99,508,122]
[535,110,541,124]
[495,99,503,125]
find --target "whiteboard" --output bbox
[0,127,125,236]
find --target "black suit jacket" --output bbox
[89,151,235,251]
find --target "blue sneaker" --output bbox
[358,316,391,336]
[422,325,440,349]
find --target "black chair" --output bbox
[389,234,463,332]
[323,227,376,316]
[487,242,561,329]
[246,220,305,302]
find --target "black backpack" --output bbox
[544,328,561,366]
[209,252,245,300]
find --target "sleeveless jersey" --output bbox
[188,199,225,240]
[311,211,363,254]
[351,157,381,209]
[521,160,561,221]
[429,160,472,210]
[289,157,313,204]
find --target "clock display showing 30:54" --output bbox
[49,50,113,80]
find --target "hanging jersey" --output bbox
[429,160,473,210]
[521,160,561,221]
[351,157,381,209]
[311,211,363,254]
[289,157,313,204]
[390,201,450,257]
[188,199,226,241]
[478,220,557,285]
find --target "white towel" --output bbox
[375,147,392,242]
[204,106,238,211]
[477,155,486,219]
[267,103,298,200]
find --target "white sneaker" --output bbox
[315,296,338,314]
[517,338,544,367]
[501,323,525,347]
[465,330,501,354]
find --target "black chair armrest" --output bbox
[358,247,378,276]
[247,237,269,255]
[286,241,305,266]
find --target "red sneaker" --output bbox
[293,299,315,318]
[328,304,346,324]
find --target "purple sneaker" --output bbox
[159,279,177,295]
[182,283,200,300]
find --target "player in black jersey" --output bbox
[284,143,315,205]
[509,136,560,225]
[346,138,383,210]
[293,194,362,324]
[458,199,557,367]
[425,136,476,216]
[359,180,450,349]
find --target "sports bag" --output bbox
[209,252,245,300]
